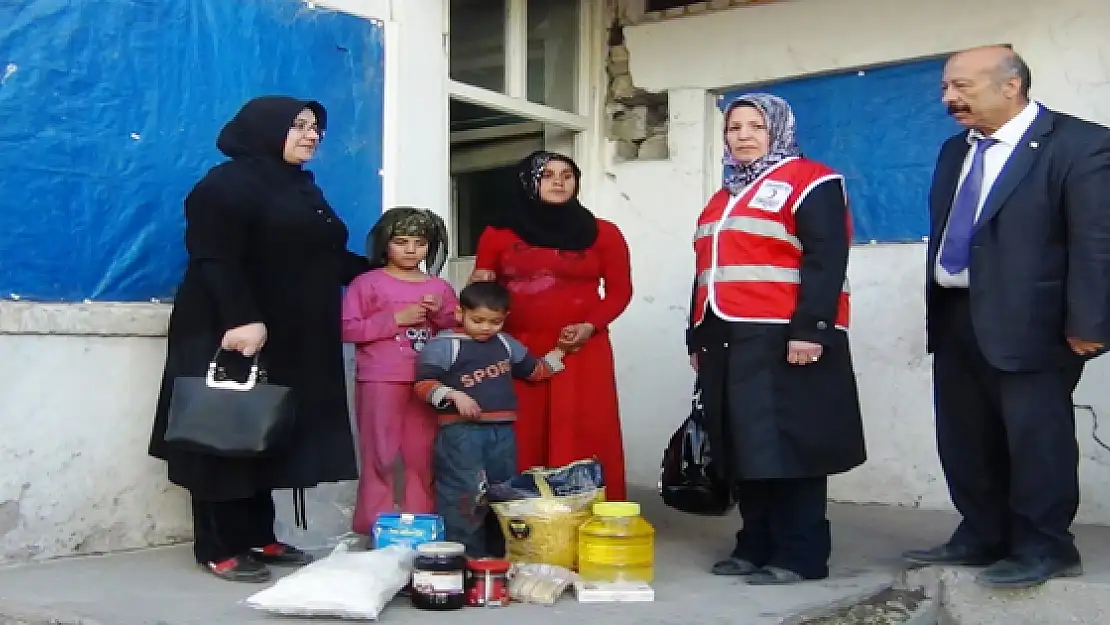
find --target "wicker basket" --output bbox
[490,468,605,570]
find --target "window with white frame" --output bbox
[450,0,581,112]
[447,0,594,267]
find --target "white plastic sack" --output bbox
[244,543,415,620]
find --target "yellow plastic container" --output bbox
[577,501,655,583]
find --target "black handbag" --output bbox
[659,382,736,516]
[164,350,296,457]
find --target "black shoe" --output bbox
[249,542,314,566]
[975,555,1082,590]
[711,557,760,576]
[745,566,809,586]
[902,543,1002,566]
[203,556,271,583]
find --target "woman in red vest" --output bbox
[689,93,866,585]
[470,151,632,502]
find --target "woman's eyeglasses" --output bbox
[291,119,324,140]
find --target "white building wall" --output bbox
[0,0,451,564]
[598,0,1110,523]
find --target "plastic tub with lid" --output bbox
[577,501,655,583]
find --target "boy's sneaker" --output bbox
[250,542,314,566]
[204,556,271,583]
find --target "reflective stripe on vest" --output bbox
[697,266,851,293]
[693,216,802,251]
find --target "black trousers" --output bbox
[731,476,830,579]
[933,290,1083,560]
[191,491,278,564]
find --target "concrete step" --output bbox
[905,565,1110,625]
[782,561,1110,625]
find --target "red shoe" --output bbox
[249,542,314,566]
[204,556,271,583]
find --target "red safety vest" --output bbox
[692,156,851,329]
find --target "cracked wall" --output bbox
[606,25,670,161]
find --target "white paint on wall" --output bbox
[376,1,451,221]
[0,335,189,561]
[598,0,1110,524]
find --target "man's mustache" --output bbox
[947,103,971,115]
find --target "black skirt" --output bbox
[692,312,867,482]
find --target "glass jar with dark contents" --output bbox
[411,541,467,611]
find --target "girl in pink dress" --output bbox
[342,207,457,534]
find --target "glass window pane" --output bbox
[450,100,531,134]
[526,0,579,112]
[450,99,549,257]
[450,0,506,93]
[450,126,566,257]
[453,166,517,257]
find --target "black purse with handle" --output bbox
[659,380,736,516]
[164,349,296,457]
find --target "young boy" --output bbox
[413,281,564,556]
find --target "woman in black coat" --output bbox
[689,93,866,585]
[149,96,369,582]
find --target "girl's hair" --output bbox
[365,206,449,274]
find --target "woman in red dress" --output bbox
[470,151,632,501]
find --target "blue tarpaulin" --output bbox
[0,0,385,302]
[720,58,961,243]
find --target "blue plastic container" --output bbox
[373,513,445,550]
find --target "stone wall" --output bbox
[606,24,670,161]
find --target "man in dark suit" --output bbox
[902,45,1110,589]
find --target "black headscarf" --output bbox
[489,151,599,252]
[216,95,327,183]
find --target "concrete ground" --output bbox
[2,490,1110,625]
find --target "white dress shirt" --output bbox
[935,101,1041,288]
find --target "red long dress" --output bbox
[474,220,633,501]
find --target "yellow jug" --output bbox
[577,501,655,583]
